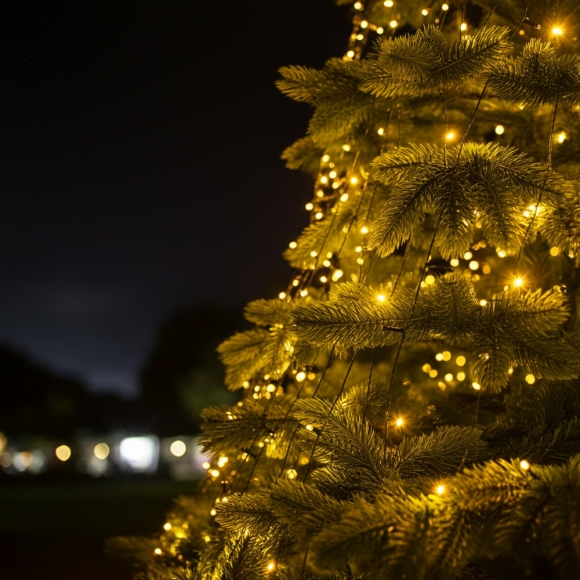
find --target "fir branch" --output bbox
[397,426,487,479]
[360,26,511,98]
[217,329,272,389]
[200,400,295,458]
[244,299,294,327]
[489,39,580,108]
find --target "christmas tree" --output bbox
[112,1,580,578]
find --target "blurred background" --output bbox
[0,1,351,578]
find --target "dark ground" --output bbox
[0,478,195,580]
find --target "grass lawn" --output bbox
[0,478,196,580]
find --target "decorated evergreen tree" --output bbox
[112,1,580,578]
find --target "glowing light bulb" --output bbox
[377,27,384,34]
[436,485,445,496]
[495,125,505,135]
[389,19,398,28]
[296,371,306,382]
[354,1,363,9]
[204,535,211,542]
[320,275,327,283]
[300,289,308,297]
[210,508,217,516]
[377,127,385,136]
[429,369,438,378]
[425,274,435,285]
[329,170,337,179]
[211,469,219,477]
[346,50,355,59]
[218,456,229,467]
[435,353,444,361]
[287,468,297,479]
[469,261,479,270]
[445,373,453,382]
[342,144,351,151]
[384,0,393,6]
[479,299,487,306]
[472,382,481,391]
[421,9,429,16]
[361,226,369,234]
[497,250,506,258]
[442,3,449,10]
[55,445,71,462]
[164,523,172,531]
[457,372,466,381]
[350,176,358,184]
[445,131,455,141]
[315,212,324,220]
[377,293,386,302]
[525,374,536,384]
[550,247,560,256]
[513,277,523,288]
[154,548,162,555]
[267,561,277,572]
[202,461,211,469]
[422,363,431,373]
[278,292,286,299]
[464,251,472,260]
[305,424,314,431]
[556,131,567,143]
[520,459,530,470]
[442,351,451,361]
[395,417,404,427]
[340,193,349,202]
[460,22,467,31]
[310,250,318,257]
[170,440,186,457]
[552,26,563,36]
[332,269,344,281]
[456,356,466,366]
[289,241,297,249]
[450,258,459,267]
[322,154,330,162]
[482,264,491,274]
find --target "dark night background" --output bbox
[0,0,352,399]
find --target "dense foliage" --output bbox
[111,1,580,578]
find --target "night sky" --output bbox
[0,1,352,396]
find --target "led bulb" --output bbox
[395,417,404,427]
[552,26,563,36]
[495,125,505,135]
[389,19,398,28]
